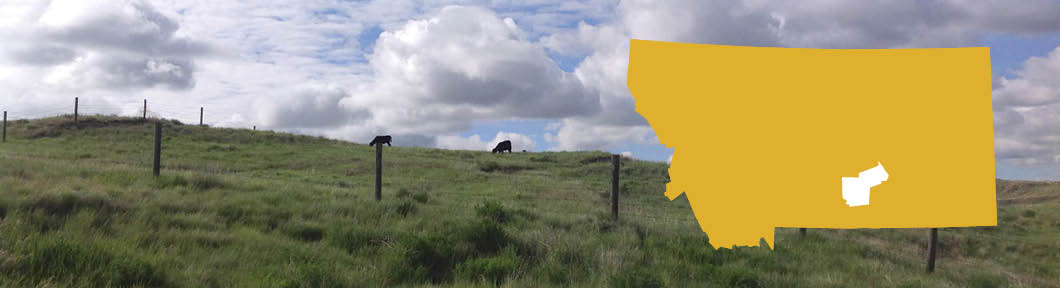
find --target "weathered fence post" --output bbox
[74,97,79,126]
[143,99,147,120]
[199,107,204,126]
[800,228,807,238]
[612,154,620,220]
[2,111,6,143]
[153,122,162,176]
[927,228,938,272]
[375,142,383,201]
[253,125,256,131]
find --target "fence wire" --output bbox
[1,98,257,129]
[2,98,709,230]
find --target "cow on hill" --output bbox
[492,140,512,153]
[369,135,392,146]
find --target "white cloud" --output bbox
[0,0,207,97]
[260,4,608,146]
[621,0,782,47]
[751,0,1060,48]
[351,5,599,134]
[620,151,632,158]
[436,134,489,151]
[436,131,536,151]
[4,0,1060,168]
[993,47,1060,165]
[994,47,1060,107]
[259,84,370,128]
[545,118,655,151]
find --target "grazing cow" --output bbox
[369,135,392,146]
[492,140,512,153]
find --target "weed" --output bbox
[411,191,430,203]
[456,248,520,285]
[529,154,556,162]
[215,200,290,230]
[190,174,225,191]
[396,188,411,198]
[148,172,224,192]
[580,155,613,164]
[715,265,760,288]
[396,201,417,217]
[610,268,665,288]
[153,175,190,189]
[206,144,238,152]
[19,193,126,232]
[396,188,429,203]
[216,201,255,225]
[542,243,594,284]
[11,168,33,180]
[457,220,511,255]
[381,220,518,285]
[279,261,348,288]
[328,226,388,253]
[3,237,169,287]
[476,201,510,224]
[385,234,458,284]
[283,221,325,242]
[478,161,531,173]
[621,179,665,196]
[967,272,1007,288]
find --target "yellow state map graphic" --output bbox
[627,40,997,249]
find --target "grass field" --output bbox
[0,115,1057,287]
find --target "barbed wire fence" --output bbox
[0,97,1045,275]
[0,99,698,230]
[1,97,260,130]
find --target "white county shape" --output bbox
[842,162,889,207]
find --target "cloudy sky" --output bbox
[2,0,1060,180]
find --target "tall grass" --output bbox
[0,116,1056,287]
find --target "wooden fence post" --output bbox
[927,228,938,272]
[2,111,6,143]
[199,107,204,126]
[74,97,78,126]
[375,142,382,201]
[612,154,620,220]
[143,99,147,120]
[153,122,162,177]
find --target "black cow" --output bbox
[369,135,392,146]
[492,140,512,153]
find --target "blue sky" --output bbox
[980,34,1060,180]
[2,0,1060,179]
[982,34,1060,78]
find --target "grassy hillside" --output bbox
[0,115,1057,287]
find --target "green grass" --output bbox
[0,115,1057,287]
